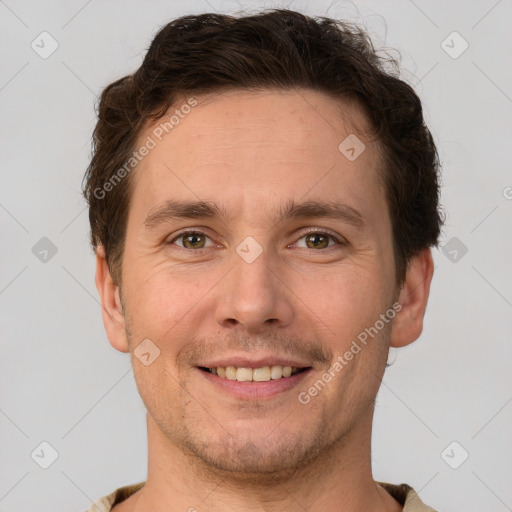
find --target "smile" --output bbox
[199,365,306,381]
[197,365,312,400]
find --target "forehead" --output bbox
[129,88,386,227]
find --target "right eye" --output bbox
[167,230,215,251]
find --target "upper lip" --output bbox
[197,355,312,369]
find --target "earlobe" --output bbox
[95,244,130,353]
[389,248,434,348]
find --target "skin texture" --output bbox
[95,89,434,512]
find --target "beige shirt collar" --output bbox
[84,481,438,511]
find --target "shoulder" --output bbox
[84,481,146,512]
[377,481,439,512]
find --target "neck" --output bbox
[128,409,402,512]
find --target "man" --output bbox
[83,8,442,512]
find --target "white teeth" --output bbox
[206,365,302,381]
[236,367,253,382]
[253,366,271,381]
[271,365,283,379]
[225,366,237,380]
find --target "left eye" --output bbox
[294,231,340,249]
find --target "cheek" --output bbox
[122,258,222,360]
[295,262,390,341]
[123,263,205,415]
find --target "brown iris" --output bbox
[305,233,330,249]
[182,232,206,249]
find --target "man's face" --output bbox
[113,89,399,477]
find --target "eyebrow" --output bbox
[143,198,366,231]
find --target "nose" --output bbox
[214,246,294,333]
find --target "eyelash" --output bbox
[167,229,346,252]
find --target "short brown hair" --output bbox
[82,8,443,287]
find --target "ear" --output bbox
[390,248,434,348]
[95,244,129,353]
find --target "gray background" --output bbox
[1,1,511,511]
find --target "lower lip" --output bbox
[197,367,312,400]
